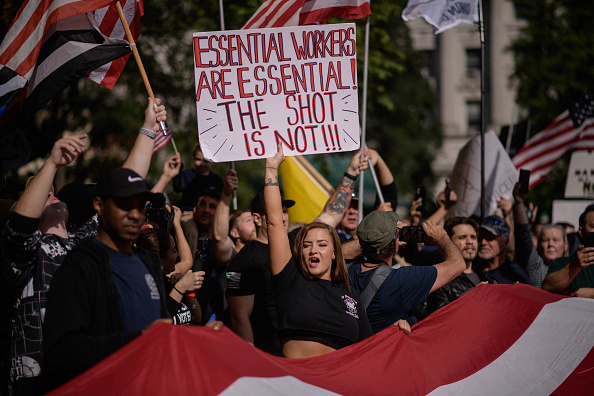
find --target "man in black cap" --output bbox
[225,191,295,356]
[42,168,175,391]
[478,215,530,284]
[1,98,166,394]
[348,210,465,333]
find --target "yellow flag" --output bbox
[279,156,334,224]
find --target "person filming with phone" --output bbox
[542,204,594,298]
[348,210,465,333]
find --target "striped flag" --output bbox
[243,0,371,29]
[50,285,594,395]
[0,0,131,130]
[512,93,594,190]
[88,0,144,89]
[152,130,172,154]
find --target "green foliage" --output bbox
[509,0,594,211]
[2,0,441,206]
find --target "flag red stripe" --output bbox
[551,346,594,396]
[50,285,594,395]
[243,0,286,29]
[300,3,371,24]
[1,0,113,75]
[270,0,305,27]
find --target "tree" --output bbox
[1,0,441,208]
[508,0,594,215]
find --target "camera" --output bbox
[145,193,173,231]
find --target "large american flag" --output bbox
[512,93,594,190]
[243,0,371,29]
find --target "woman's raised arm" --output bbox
[264,143,292,275]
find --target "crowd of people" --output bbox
[1,100,593,394]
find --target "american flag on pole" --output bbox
[88,0,144,89]
[50,285,594,395]
[512,93,594,190]
[153,130,172,154]
[0,0,131,131]
[243,0,371,29]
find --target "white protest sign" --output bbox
[564,151,594,199]
[552,199,594,230]
[450,130,519,218]
[193,24,360,162]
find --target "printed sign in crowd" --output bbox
[193,23,360,162]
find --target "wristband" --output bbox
[343,172,357,181]
[173,286,184,296]
[139,127,157,140]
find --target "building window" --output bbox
[466,49,481,78]
[467,101,481,135]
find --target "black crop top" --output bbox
[272,258,372,350]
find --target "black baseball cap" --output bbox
[96,168,153,199]
[250,191,295,215]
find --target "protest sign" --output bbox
[564,151,594,199]
[193,24,360,162]
[449,130,519,218]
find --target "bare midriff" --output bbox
[282,339,337,358]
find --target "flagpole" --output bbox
[217,0,237,210]
[357,16,371,223]
[114,1,178,155]
[478,0,486,220]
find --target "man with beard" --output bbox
[478,215,530,284]
[426,217,497,314]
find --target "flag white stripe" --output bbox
[302,0,368,13]
[0,71,27,97]
[247,2,301,28]
[428,298,594,395]
[511,116,573,165]
[27,41,103,93]
[221,376,341,396]
[2,0,86,74]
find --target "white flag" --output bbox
[450,130,518,218]
[402,0,479,34]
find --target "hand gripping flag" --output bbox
[402,0,479,35]
[512,93,594,190]
[49,285,594,395]
[0,0,132,132]
[243,0,371,29]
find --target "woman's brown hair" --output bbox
[293,222,351,294]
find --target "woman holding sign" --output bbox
[263,143,372,358]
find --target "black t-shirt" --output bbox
[273,257,372,350]
[226,240,282,356]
